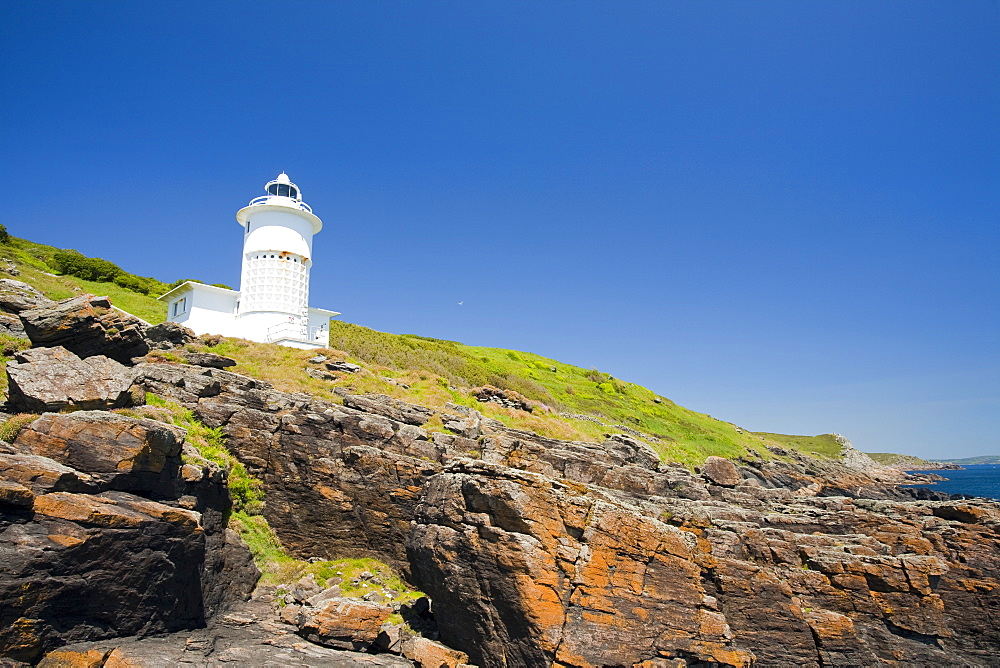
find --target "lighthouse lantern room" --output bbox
[158,173,339,348]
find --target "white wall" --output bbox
[242,209,314,258]
[167,285,239,338]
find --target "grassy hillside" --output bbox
[0,233,170,323]
[0,229,857,468]
[195,321,806,467]
[752,432,843,459]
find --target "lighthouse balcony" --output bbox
[247,195,313,213]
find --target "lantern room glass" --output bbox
[267,183,299,199]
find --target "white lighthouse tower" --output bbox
[158,173,339,348]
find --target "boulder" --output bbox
[0,490,207,663]
[325,361,361,373]
[343,394,433,426]
[132,362,225,404]
[183,351,237,369]
[296,598,394,649]
[701,455,742,487]
[0,279,53,314]
[13,411,185,491]
[0,313,25,338]
[35,592,415,667]
[19,294,149,364]
[400,637,471,668]
[0,413,258,662]
[145,321,196,349]
[6,346,138,413]
[473,385,533,412]
[0,451,97,495]
[305,367,336,381]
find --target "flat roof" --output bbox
[156,281,239,302]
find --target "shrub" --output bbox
[51,250,124,282]
[113,273,151,294]
[0,224,10,244]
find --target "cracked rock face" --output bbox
[408,462,753,667]
[6,346,139,413]
[0,410,258,662]
[19,294,149,364]
[131,360,1000,667]
[0,279,53,314]
[406,460,1000,667]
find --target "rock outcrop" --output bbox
[183,351,238,369]
[409,461,752,667]
[19,294,149,364]
[409,460,1000,666]
[6,346,138,412]
[0,279,53,314]
[144,321,196,349]
[130,359,1000,666]
[0,410,258,662]
[34,589,415,667]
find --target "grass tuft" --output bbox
[0,413,38,442]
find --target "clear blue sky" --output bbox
[2,1,997,458]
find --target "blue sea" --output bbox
[903,465,1000,500]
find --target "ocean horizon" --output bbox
[904,464,1000,501]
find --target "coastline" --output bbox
[900,464,1000,502]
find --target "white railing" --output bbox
[266,322,306,342]
[247,196,313,213]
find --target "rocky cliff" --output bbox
[2,291,999,666]
[136,359,1000,666]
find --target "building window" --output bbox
[172,297,188,317]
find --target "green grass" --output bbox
[230,511,422,605]
[177,319,861,468]
[0,334,32,394]
[295,320,788,467]
[230,510,296,573]
[0,413,39,442]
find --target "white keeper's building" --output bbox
[158,173,339,349]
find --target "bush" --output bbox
[113,273,151,294]
[0,225,10,244]
[51,250,124,282]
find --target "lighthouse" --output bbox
[158,173,339,348]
